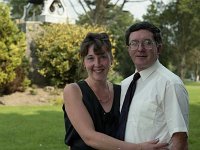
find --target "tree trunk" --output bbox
[195,61,199,81]
[180,54,186,80]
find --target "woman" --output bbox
[63,32,168,150]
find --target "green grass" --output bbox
[184,80,200,86]
[186,85,200,149]
[0,105,67,150]
[0,84,199,149]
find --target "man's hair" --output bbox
[80,32,112,59]
[125,21,162,46]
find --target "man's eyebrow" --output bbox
[129,40,138,42]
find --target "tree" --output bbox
[9,0,42,19]
[9,0,27,18]
[0,4,29,94]
[186,49,200,81]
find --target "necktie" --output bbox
[116,72,141,140]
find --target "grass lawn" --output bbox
[0,84,199,150]
[187,85,200,149]
[0,105,67,150]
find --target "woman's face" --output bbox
[84,45,112,82]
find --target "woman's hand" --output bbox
[138,139,169,150]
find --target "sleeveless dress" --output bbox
[62,80,121,150]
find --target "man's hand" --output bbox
[139,139,169,150]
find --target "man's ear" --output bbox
[157,44,162,54]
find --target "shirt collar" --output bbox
[135,60,160,81]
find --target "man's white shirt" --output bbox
[120,60,189,143]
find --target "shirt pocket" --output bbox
[138,102,157,128]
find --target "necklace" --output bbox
[98,82,111,103]
[86,79,111,103]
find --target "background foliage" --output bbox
[1,0,199,92]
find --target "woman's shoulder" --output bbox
[63,82,82,100]
[64,82,79,91]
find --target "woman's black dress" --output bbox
[62,80,121,150]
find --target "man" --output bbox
[120,21,189,149]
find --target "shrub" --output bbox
[0,4,30,95]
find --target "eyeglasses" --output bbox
[128,39,156,51]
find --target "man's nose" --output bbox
[137,43,145,51]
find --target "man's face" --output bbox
[128,29,160,71]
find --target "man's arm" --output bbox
[171,132,188,150]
